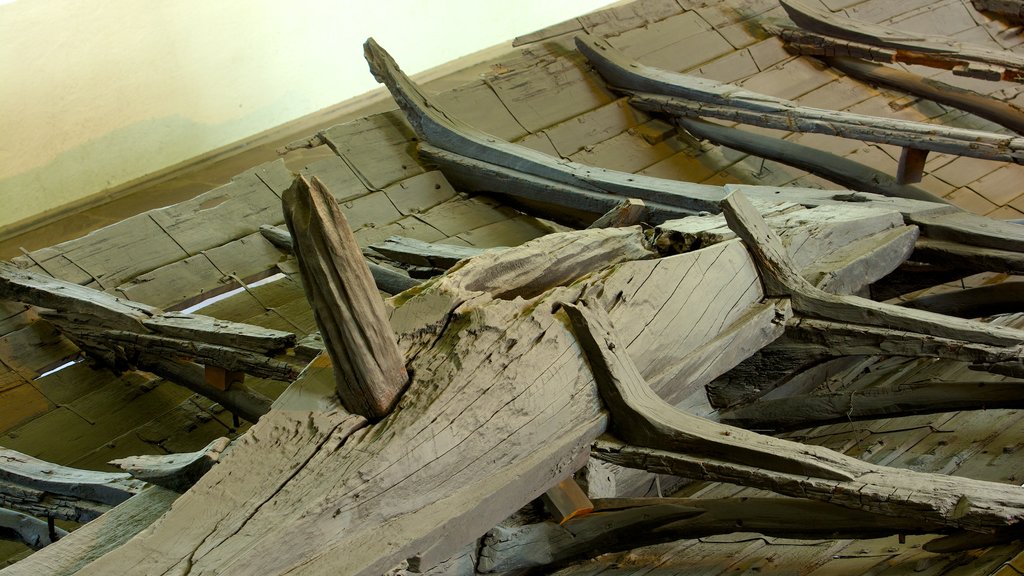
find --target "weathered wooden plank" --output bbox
[363,38,722,215]
[0,447,143,522]
[369,236,487,269]
[719,191,1024,347]
[0,486,178,576]
[283,175,408,419]
[0,507,66,550]
[778,0,1024,82]
[478,496,951,573]
[722,379,1024,431]
[148,165,285,256]
[593,434,1024,533]
[804,225,920,294]
[576,34,1024,164]
[586,198,648,229]
[319,112,424,191]
[826,57,1024,135]
[109,437,229,491]
[564,301,853,481]
[679,117,945,203]
[907,210,1024,252]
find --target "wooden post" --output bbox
[283,175,408,420]
[896,147,928,184]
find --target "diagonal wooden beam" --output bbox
[719,190,1024,347]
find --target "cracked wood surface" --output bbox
[283,174,407,419]
[575,34,1024,164]
[50,223,790,575]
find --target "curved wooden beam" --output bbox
[719,190,1024,347]
[363,38,721,216]
[679,118,945,203]
[575,34,1024,164]
[825,57,1024,135]
[778,0,1024,82]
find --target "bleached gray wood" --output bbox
[575,34,1024,163]
[0,486,178,576]
[0,448,143,523]
[260,224,420,294]
[109,437,230,491]
[477,497,950,572]
[908,210,1024,252]
[721,379,1024,431]
[679,118,945,203]
[587,198,648,229]
[0,508,67,550]
[283,174,408,420]
[141,313,293,355]
[778,0,1024,82]
[719,191,1024,347]
[563,300,854,481]
[807,225,919,294]
[593,435,1024,533]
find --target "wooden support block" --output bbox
[541,478,594,524]
[203,366,244,392]
[587,198,648,229]
[896,147,929,185]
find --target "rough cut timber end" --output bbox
[282,174,408,420]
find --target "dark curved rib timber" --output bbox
[368,38,1024,255]
[678,118,946,204]
[363,38,721,219]
[575,34,1024,165]
[826,57,1024,135]
[777,0,1024,82]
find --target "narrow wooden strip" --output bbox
[593,436,1024,532]
[826,57,1024,135]
[0,507,67,550]
[260,225,420,295]
[912,238,1024,275]
[109,437,230,491]
[283,174,408,419]
[679,118,944,203]
[722,380,1024,431]
[575,34,1024,163]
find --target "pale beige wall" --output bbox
[0,0,608,232]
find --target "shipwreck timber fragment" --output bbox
[283,174,408,419]
[824,57,1024,135]
[575,34,1024,170]
[0,448,143,523]
[776,0,1024,82]
[0,261,290,422]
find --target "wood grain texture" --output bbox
[283,174,408,419]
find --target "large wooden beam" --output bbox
[478,496,953,572]
[0,448,143,523]
[282,174,408,420]
[679,117,945,203]
[719,191,1024,347]
[721,379,1024,431]
[777,0,1024,82]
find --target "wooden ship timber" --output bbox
[6,0,1024,573]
